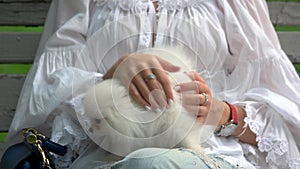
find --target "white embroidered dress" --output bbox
[7,0,300,168]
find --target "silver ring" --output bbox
[200,93,208,106]
[145,73,156,82]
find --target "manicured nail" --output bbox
[145,106,151,111]
[174,86,181,92]
[168,98,174,105]
[167,99,174,109]
[155,108,162,114]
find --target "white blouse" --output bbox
[7,0,300,169]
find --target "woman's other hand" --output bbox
[175,71,212,123]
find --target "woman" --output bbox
[7,0,300,168]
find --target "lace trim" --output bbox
[257,138,288,162]
[244,117,263,135]
[289,158,300,169]
[50,104,90,169]
[243,117,298,168]
[159,0,189,11]
[52,146,76,169]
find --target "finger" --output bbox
[175,81,203,93]
[156,57,181,72]
[131,74,161,110]
[196,116,206,123]
[145,75,163,91]
[152,68,174,105]
[137,70,165,110]
[185,71,206,83]
[128,83,151,111]
[199,93,209,106]
[148,88,167,112]
[144,72,167,109]
[181,93,210,108]
[184,105,208,117]
[180,93,201,105]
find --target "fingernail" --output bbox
[145,106,151,111]
[168,98,174,105]
[155,108,162,114]
[167,99,174,109]
[174,86,181,92]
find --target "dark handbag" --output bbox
[0,128,67,169]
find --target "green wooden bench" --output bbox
[0,0,300,160]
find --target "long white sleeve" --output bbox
[220,1,300,168]
[8,0,100,139]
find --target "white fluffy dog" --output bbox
[83,47,217,168]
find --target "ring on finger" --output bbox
[200,93,208,106]
[145,73,157,82]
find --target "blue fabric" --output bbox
[110,148,236,169]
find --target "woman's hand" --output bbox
[175,71,212,123]
[103,53,180,111]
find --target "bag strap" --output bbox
[0,128,67,169]
[23,128,67,168]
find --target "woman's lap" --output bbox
[109,148,236,169]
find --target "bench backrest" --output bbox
[0,0,300,159]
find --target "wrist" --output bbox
[218,102,231,127]
[103,55,127,79]
[232,106,247,137]
[215,101,238,137]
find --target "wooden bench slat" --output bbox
[0,110,15,132]
[0,74,25,133]
[0,2,50,26]
[1,0,50,2]
[0,2,299,26]
[278,32,300,64]
[0,32,41,63]
[268,2,300,26]
[0,31,299,64]
[0,74,26,131]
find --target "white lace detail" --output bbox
[160,0,206,10]
[244,117,263,135]
[160,0,189,11]
[289,158,300,169]
[257,138,288,162]
[243,117,297,168]
[71,94,93,133]
[52,147,75,169]
[50,98,90,169]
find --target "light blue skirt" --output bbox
[109,148,237,169]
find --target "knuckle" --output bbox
[195,81,202,87]
[127,68,138,79]
[137,63,149,71]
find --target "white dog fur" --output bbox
[83,47,218,168]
